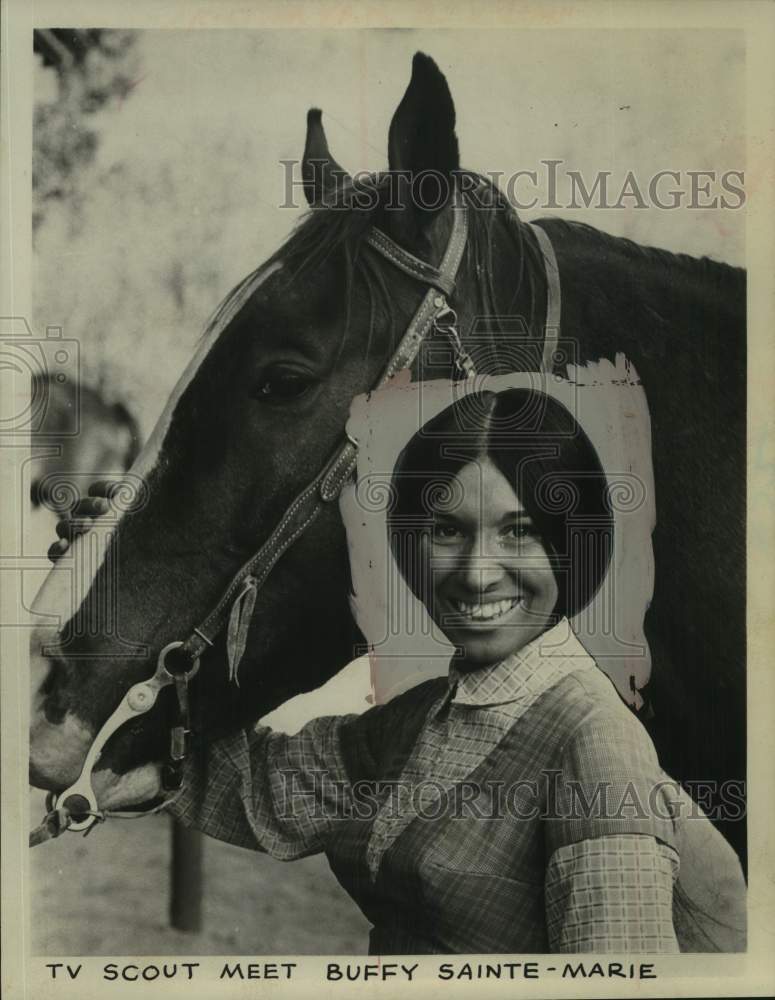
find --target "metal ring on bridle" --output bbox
[157,640,200,681]
[434,303,459,329]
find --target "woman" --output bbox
[56,388,746,952]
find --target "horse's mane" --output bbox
[544,218,745,286]
[205,172,744,356]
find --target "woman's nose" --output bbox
[458,551,506,593]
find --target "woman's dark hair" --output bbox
[387,388,614,620]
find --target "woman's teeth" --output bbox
[453,598,522,621]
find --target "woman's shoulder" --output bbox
[544,652,644,721]
[527,622,640,728]
[565,661,639,713]
[547,664,660,772]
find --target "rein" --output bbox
[31,205,561,845]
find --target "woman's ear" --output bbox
[386,52,460,244]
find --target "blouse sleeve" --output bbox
[164,680,436,859]
[545,834,680,953]
[542,705,682,952]
[545,708,680,854]
[166,713,362,859]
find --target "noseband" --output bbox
[32,203,561,843]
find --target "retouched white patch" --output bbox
[30,262,283,634]
[343,358,656,707]
[92,763,164,811]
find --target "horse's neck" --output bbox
[539,218,745,361]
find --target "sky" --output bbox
[101,28,746,263]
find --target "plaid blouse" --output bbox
[169,620,685,953]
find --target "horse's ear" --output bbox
[386,52,460,241]
[302,109,351,207]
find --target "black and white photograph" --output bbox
[1,2,774,997]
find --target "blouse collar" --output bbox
[447,618,595,708]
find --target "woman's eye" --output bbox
[253,371,314,402]
[432,524,464,544]
[501,523,534,542]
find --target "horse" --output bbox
[29,52,746,865]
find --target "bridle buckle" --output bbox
[433,301,476,379]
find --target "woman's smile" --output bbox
[449,596,524,622]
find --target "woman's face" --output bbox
[423,458,559,669]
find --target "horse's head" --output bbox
[29,53,542,815]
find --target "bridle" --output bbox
[31,200,561,845]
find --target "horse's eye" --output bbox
[253,370,314,402]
